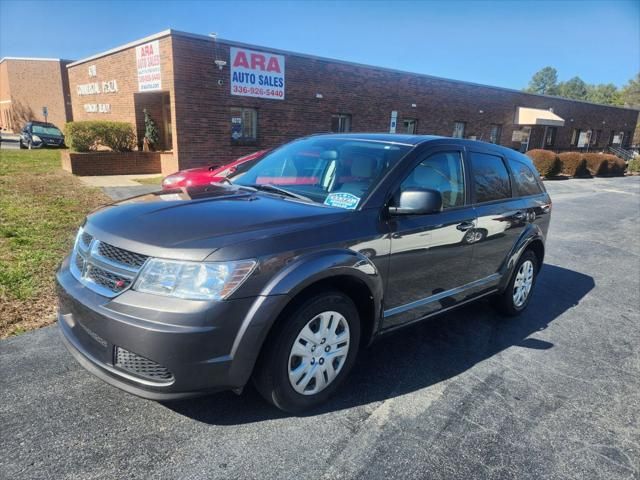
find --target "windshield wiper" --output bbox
[250,184,313,202]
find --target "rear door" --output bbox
[383,145,477,329]
[466,147,529,284]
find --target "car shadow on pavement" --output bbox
[164,264,594,424]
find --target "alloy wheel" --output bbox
[513,260,534,307]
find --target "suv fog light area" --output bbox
[133,259,256,300]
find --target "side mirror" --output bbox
[389,188,442,215]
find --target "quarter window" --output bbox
[452,121,466,138]
[488,124,502,144]
[510,159,543,197]
[331,114,352,133]
[470,152,512,203]
[230,107,257,142]
[400,151,465,209]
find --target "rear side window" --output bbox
[400,151,465,209]
[470,152,511,203]
[510,159,543,196]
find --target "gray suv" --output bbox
[57,134,551,412]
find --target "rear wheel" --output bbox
[254,291,360,413]
[492,250,539,316]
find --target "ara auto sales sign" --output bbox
[230,47,285,100]
[137,40,161,92]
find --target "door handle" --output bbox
[456,221,474,232]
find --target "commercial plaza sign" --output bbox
[137,40,162,92]
[230,47,285,100]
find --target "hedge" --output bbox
[65,121,135,153]
[526,149,561,177]
[628,157,640,174]
[583,153,626,176]
[558,152,590,178]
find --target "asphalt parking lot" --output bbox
[1,176,638,480]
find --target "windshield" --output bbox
[32,125,63,136]
[230,137,411,209]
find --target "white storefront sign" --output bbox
[230,47,285,100]
[136,40,162,92]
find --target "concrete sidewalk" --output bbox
[77,174,161,187]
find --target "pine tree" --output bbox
[143,109,159,150]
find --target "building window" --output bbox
[403,118,418,134]
[624,131,632,147]
[545,127,557,147]
[230,107,257,143]
[592,130,602,146]
[489,124,502,144]
[331,114,351,133]
[608,130,616,146]
[452,121,466,138]
[570,128,581,146]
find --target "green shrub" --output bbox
[65,121,135,153]
[558,152,590,177]
[526,149,561,177]
[628,157,640,174]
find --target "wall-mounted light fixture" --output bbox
[478,110,484,114]
[411,103,417,108]
[214,59,227,70]
[315,93,323,99]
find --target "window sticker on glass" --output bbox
[324,192,360,210]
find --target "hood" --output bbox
[84,184,348,261]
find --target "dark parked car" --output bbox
[20,121,65,149]
[57,134,551,412]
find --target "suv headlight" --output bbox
[32,135,42,142]
[134,259,256,300]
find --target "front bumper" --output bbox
[56,256,286,400]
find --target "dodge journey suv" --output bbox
[57,134,551,412]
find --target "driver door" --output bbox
[383,147,477,329]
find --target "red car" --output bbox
[162,150,269,190]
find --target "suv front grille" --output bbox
[97,242,147,268]
[70,228,148,297]
[114,346,174,383]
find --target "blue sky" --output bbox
[1,0,638,90]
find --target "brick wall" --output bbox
[61,150,163,176]
[67,31,639,172]
[170,35,639,169]
[67,35,176,150]
[0,59,72,132]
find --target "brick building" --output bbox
[0,57,72,132]
[66,29,639,172]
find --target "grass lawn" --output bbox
[0,149,111,338]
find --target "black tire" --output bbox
[491,250,539,316]
[19,139,25,149]
[253,291,361,413]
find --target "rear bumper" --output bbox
[56,256,287,400]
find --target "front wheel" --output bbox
[253,291,360,413]
[491,250,539,316]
